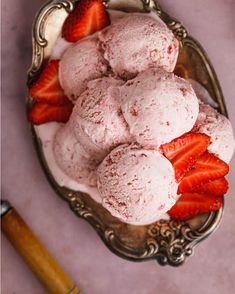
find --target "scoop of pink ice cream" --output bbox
[99,14,179,78]
[118,68,199,147]
[97,144,178,224]
[53,123,98,186]
[59,37,108,102]
[69,77,131,161]
[193,103,235,163]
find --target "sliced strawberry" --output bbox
[161,133,210,181]
[178,152,229,194]
[62,0,110,42]
[29,60,69,105]
[29,102,73,125]
[191,177,229,196]
[168,192,222,221]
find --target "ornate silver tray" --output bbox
[27,0,227,266]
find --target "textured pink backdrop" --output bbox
[1,0,235,293]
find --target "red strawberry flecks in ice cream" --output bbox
[59,11,180,103]
[98,14,179,78]
[67,77,130,161]
[53,123,98,186]
[118,68,199,148]
[97,144,178,224]
[59,37,109,102]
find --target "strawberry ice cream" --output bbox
[118,68,199,147]
[58,12,179,102]
[68,77,131,161]
[99,14,179,78]
[97,144,178,224]
[30,0,235,225]
[59,37,108,102]
[193,103,235,163]
[53,123,98,186]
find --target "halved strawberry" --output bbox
[191,177,229,196]
[29,60,68,105]
[161,133,210,181]
[168,192,222,221]
[62,0,110,42]
[29,102,73,125]
[178,152,229,194]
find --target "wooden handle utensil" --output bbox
[1,201,82,294]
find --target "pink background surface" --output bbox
[1,0,235,293]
